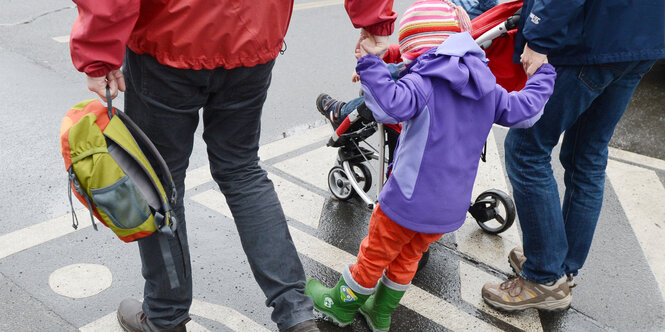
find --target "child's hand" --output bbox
[355,37,369,59]
[351,71,360,82]
[359,38,378,58]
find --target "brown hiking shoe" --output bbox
[508,247,576,288]
[481,275,572,312]
[117,298,189,332]
[508,247,527,275]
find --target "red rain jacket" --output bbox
[345,0,396,36]
[70,0,396,77]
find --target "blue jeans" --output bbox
[122,49,314,330]
[340,96,365,119]
[505,60,655,284]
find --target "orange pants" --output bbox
[351,205,444,288]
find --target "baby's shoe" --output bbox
[315,93,345,128]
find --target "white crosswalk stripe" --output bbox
[609,147,665,171]
[259,125,331,161]
[0,208,90,260]
[274,146,339,192]
[271,173,326,228]
[52,35,69,43]
[293,0,344,11]
[606,159,665,300]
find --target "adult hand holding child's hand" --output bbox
[355,28,389,59]
[520,43,549,78]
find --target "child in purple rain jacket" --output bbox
[306,1,556,330]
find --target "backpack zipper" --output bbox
[68,167,98,231]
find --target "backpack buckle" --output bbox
[154,211,175,237]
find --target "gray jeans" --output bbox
[122,48,313,330]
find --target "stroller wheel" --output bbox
[470,189,516,234]
[350,163,372,193]
[328,166,354,200]
[417,249,430,272]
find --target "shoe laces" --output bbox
[567,274,576,288]
[500,276,525,297]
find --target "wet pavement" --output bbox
[612,60,665,160]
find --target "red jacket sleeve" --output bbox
[344,0,397,36]
[69,0,140,77]
[381,44,401,64]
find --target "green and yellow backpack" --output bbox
[60,92,180,288]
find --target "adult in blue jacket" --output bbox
[482,0,665,312]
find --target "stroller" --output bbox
[324,1,525,240]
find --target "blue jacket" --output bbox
[357,33,556,233]
[515,0,665,65]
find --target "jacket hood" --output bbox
[408,32,496,100]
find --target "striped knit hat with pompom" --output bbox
[398,0,472,65]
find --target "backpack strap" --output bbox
[156,219,180,289]
[106,88,114,120]
[107,87,181,289]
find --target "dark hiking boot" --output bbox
[117,298,189,332]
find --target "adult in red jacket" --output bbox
[69,1,395,332]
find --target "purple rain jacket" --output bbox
[357,32,556,234]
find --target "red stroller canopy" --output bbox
[471,0,526,92]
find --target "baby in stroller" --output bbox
[305,0,556,331]
[315,46,404,190]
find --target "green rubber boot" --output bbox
[305,265,375,327]
[359,274,409,332]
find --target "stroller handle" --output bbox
[506,8,522,31]
[475,8,522,49]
